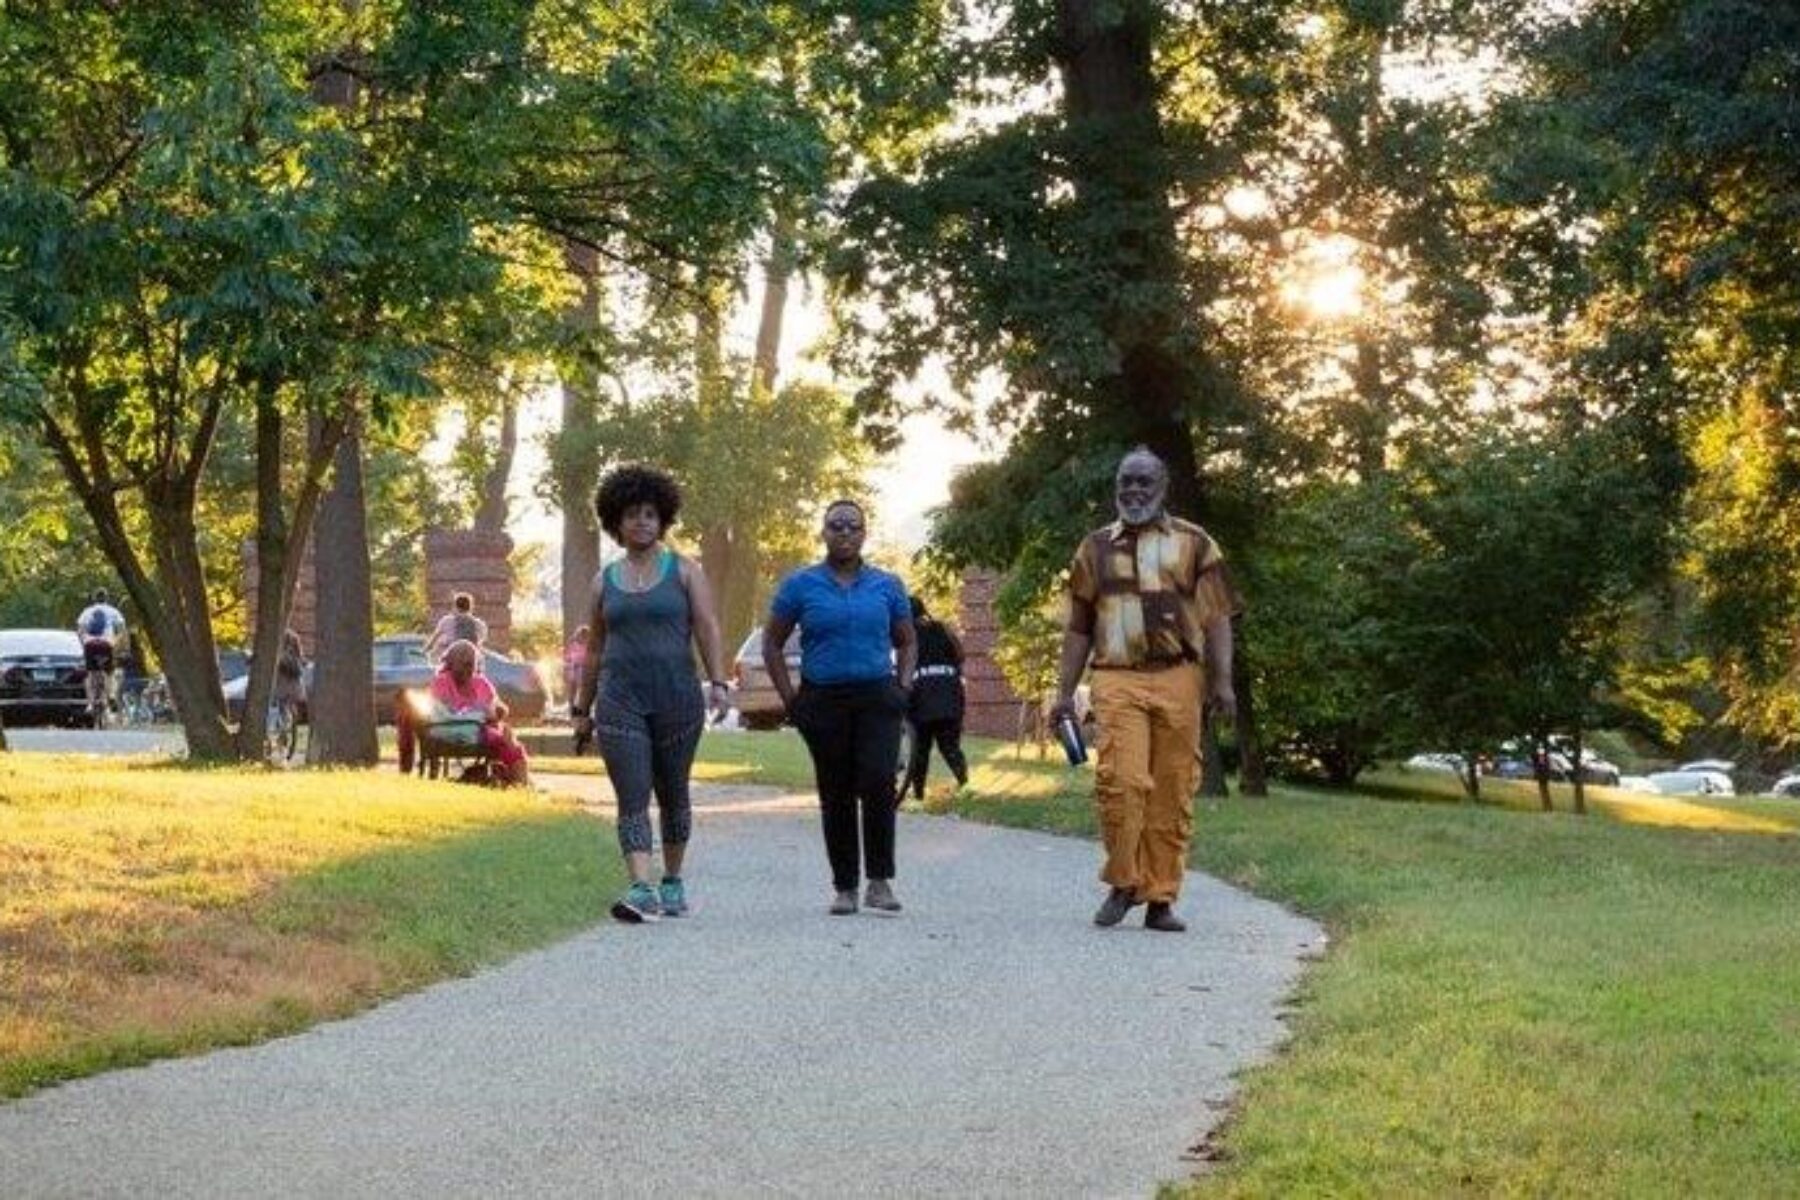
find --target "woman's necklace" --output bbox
[623,549,660,592]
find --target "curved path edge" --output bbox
[0,779,1324,1199]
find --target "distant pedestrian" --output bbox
[763,500,917,916]
[423,592,487,663]
[901,595,968,801]
[274,627,306,712]
[1050,447,1241,933]
[571,465,731,924]
[562,625,591,715]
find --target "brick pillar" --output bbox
[242,538,318,649]
[957,569,1026,739]
[424,528,514,652]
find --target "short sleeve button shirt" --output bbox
[1066,515,1241,669]
[771,562,911,686]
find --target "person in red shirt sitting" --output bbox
[422,639,530,785]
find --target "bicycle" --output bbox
[82,646,117,731]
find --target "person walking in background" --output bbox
[763,500,917,916]
[901,594,969,802]
[571,465,730,925]
[423,592,487,663]
[1050,447,1241,934]
[562,625,591,716]
[273,626,307,718]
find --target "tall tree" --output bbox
[1487,0,1800,752]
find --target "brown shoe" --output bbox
[1093,887,1141,928]
[1144,903,1187,933]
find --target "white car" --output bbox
[1617,775,1659,794]
[1404,752,1465,774]
[1767,773,1800,799]
[1676,759,1736,776]
[1645,770,1735,798]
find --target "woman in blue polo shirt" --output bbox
[763,499,917,916]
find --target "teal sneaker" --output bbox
[658,875,689,917]
[611,880,662,924]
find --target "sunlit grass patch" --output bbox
[943,775,1800,1195]
[0,756,620,1099]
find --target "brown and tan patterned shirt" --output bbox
[1066,515,1240,669]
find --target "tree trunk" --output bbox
[693,273,741,629]
[302,31,376,765]
[1571,724,1588,815]
[1053,0,1207,520]
[1351,337,1389,481]
[0,704,9,751]
[235,384,344,760]
[472,388,517,535]
[37,406,237,758]
[1199,710,1230,797]
[1234,619,1267,796]
[558,241,604,644]
[1533,731,1554,811]
[1463,752,1481,802]
[306,420,379,765]
[752,213,796,396]
[237,379,289,758]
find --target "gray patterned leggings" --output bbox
[596,703,704,856]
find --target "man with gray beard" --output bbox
[1050,448,1241,932]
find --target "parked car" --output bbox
[223,635,548,725]
[731,627,801,730]
[1403,752,1466,774]
[0,629,91,726]
[1617,775,1659,794]
[1676,758,1736,777]
[1767,773,1800,799]
[217,647,250,685]
[1545,736,1622,786]
[1489,739,1621,786]
[1645,770,1735,798]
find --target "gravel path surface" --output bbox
[0,779,1322,1199]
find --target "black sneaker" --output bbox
[1093,887,1140,928]
[1144,903,1187,933]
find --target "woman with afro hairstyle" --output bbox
[572,464,731,923]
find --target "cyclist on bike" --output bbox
[75,587,128,725]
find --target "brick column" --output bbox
[957,569,1026,739]
[424,528,514,652]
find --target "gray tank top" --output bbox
[598,549,702,716]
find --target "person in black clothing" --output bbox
[901,595,969,801]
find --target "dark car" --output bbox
[374,635,548,723]
[226,634,548,725]
[0,629,91,727]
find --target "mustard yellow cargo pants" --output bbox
[1089,663,1203,904]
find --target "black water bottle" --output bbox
[1055,710,1088,766]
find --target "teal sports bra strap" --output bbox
[606,547,677,590]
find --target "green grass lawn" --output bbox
[0,756,623,1100]
[683,729,1800,1195]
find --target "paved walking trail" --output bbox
[0,777,1322,1199]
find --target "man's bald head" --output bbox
[1115,446,1170,527]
